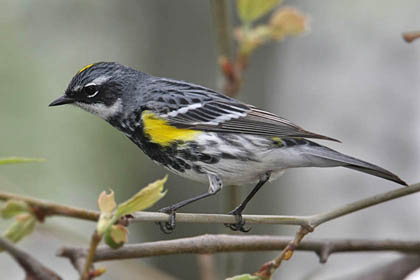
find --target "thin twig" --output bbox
[255,226,312,278]
[0,236,62,280]
[57,234,420,263]
[63,251,85,276]
[130,182,420,229]
[5,182,420,278]
[0,191,307,226]
[197,254,217,280]
[81,231,102,280]
[2,183,420,228]
[131,211,309,225]
[211,0,245,97]
[310,182,420,227]
[211,0,233,59]
[0,191,98,222]
[256,182,420,278]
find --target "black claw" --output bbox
[158,220,175,234]
[157,207,177,234]
[228,222,251,232]
[225,208,252,233]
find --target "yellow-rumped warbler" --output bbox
[50,62,407,233]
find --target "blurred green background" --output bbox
[1,0,420,279]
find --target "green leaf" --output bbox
[114,175,168,218]
[97,190,117,234]
[0,200,29,219]
[226,274,262,280]
[97,190,116,214]
[104,225,128,249]
[0,157,46,165]
[237,25,272,55]
[237,0,281,23]
[0,214,36,252]
[97,176,168,235]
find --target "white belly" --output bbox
[165,132,311,186]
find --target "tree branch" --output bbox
[0,236,62,280]
[1,182,420,228]
[309,182,420,227]
[131,211,308,225]
[211,0,233,59]
[81,231,102,280]
[256,182,420,278]
[5,182,420,278]
[0,191,311,226]
[0,191,98,222]
[132,182,420,229]
[57,234,420,263]
[211,0,244,97]
[58,246,85,276]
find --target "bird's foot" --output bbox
[225,208,251,232]
[157,206,177,234]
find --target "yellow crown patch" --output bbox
[78,63,95,73]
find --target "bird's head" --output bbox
[49,62,141,120]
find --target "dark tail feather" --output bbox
[303,142,408,186]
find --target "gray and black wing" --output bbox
[169,102,340,142]
[145,78,340,142]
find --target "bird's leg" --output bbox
[226,172,271,232]
[158,191,217,233]
[158,174,223,234]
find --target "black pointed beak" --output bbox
[49,95,74,107]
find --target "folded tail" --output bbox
[301,141,407,186]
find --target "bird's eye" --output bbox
[83,83,99,98]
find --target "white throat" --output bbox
[75,98,123,120]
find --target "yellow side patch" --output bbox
[78,63,94,73]
[142,111,201,146]
[271,137,284,147]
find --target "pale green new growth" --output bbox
[104,225,128,249]
[227,274,262,280]
[114,175,167,218]
[96,175,168,248]
[0,214,36,252]
[0,200,29,219]
[0,157,46,165]
[0,200,36,252]
[237,0,281,23]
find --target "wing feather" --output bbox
[164,101,339,142]
[145,78,339,142]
